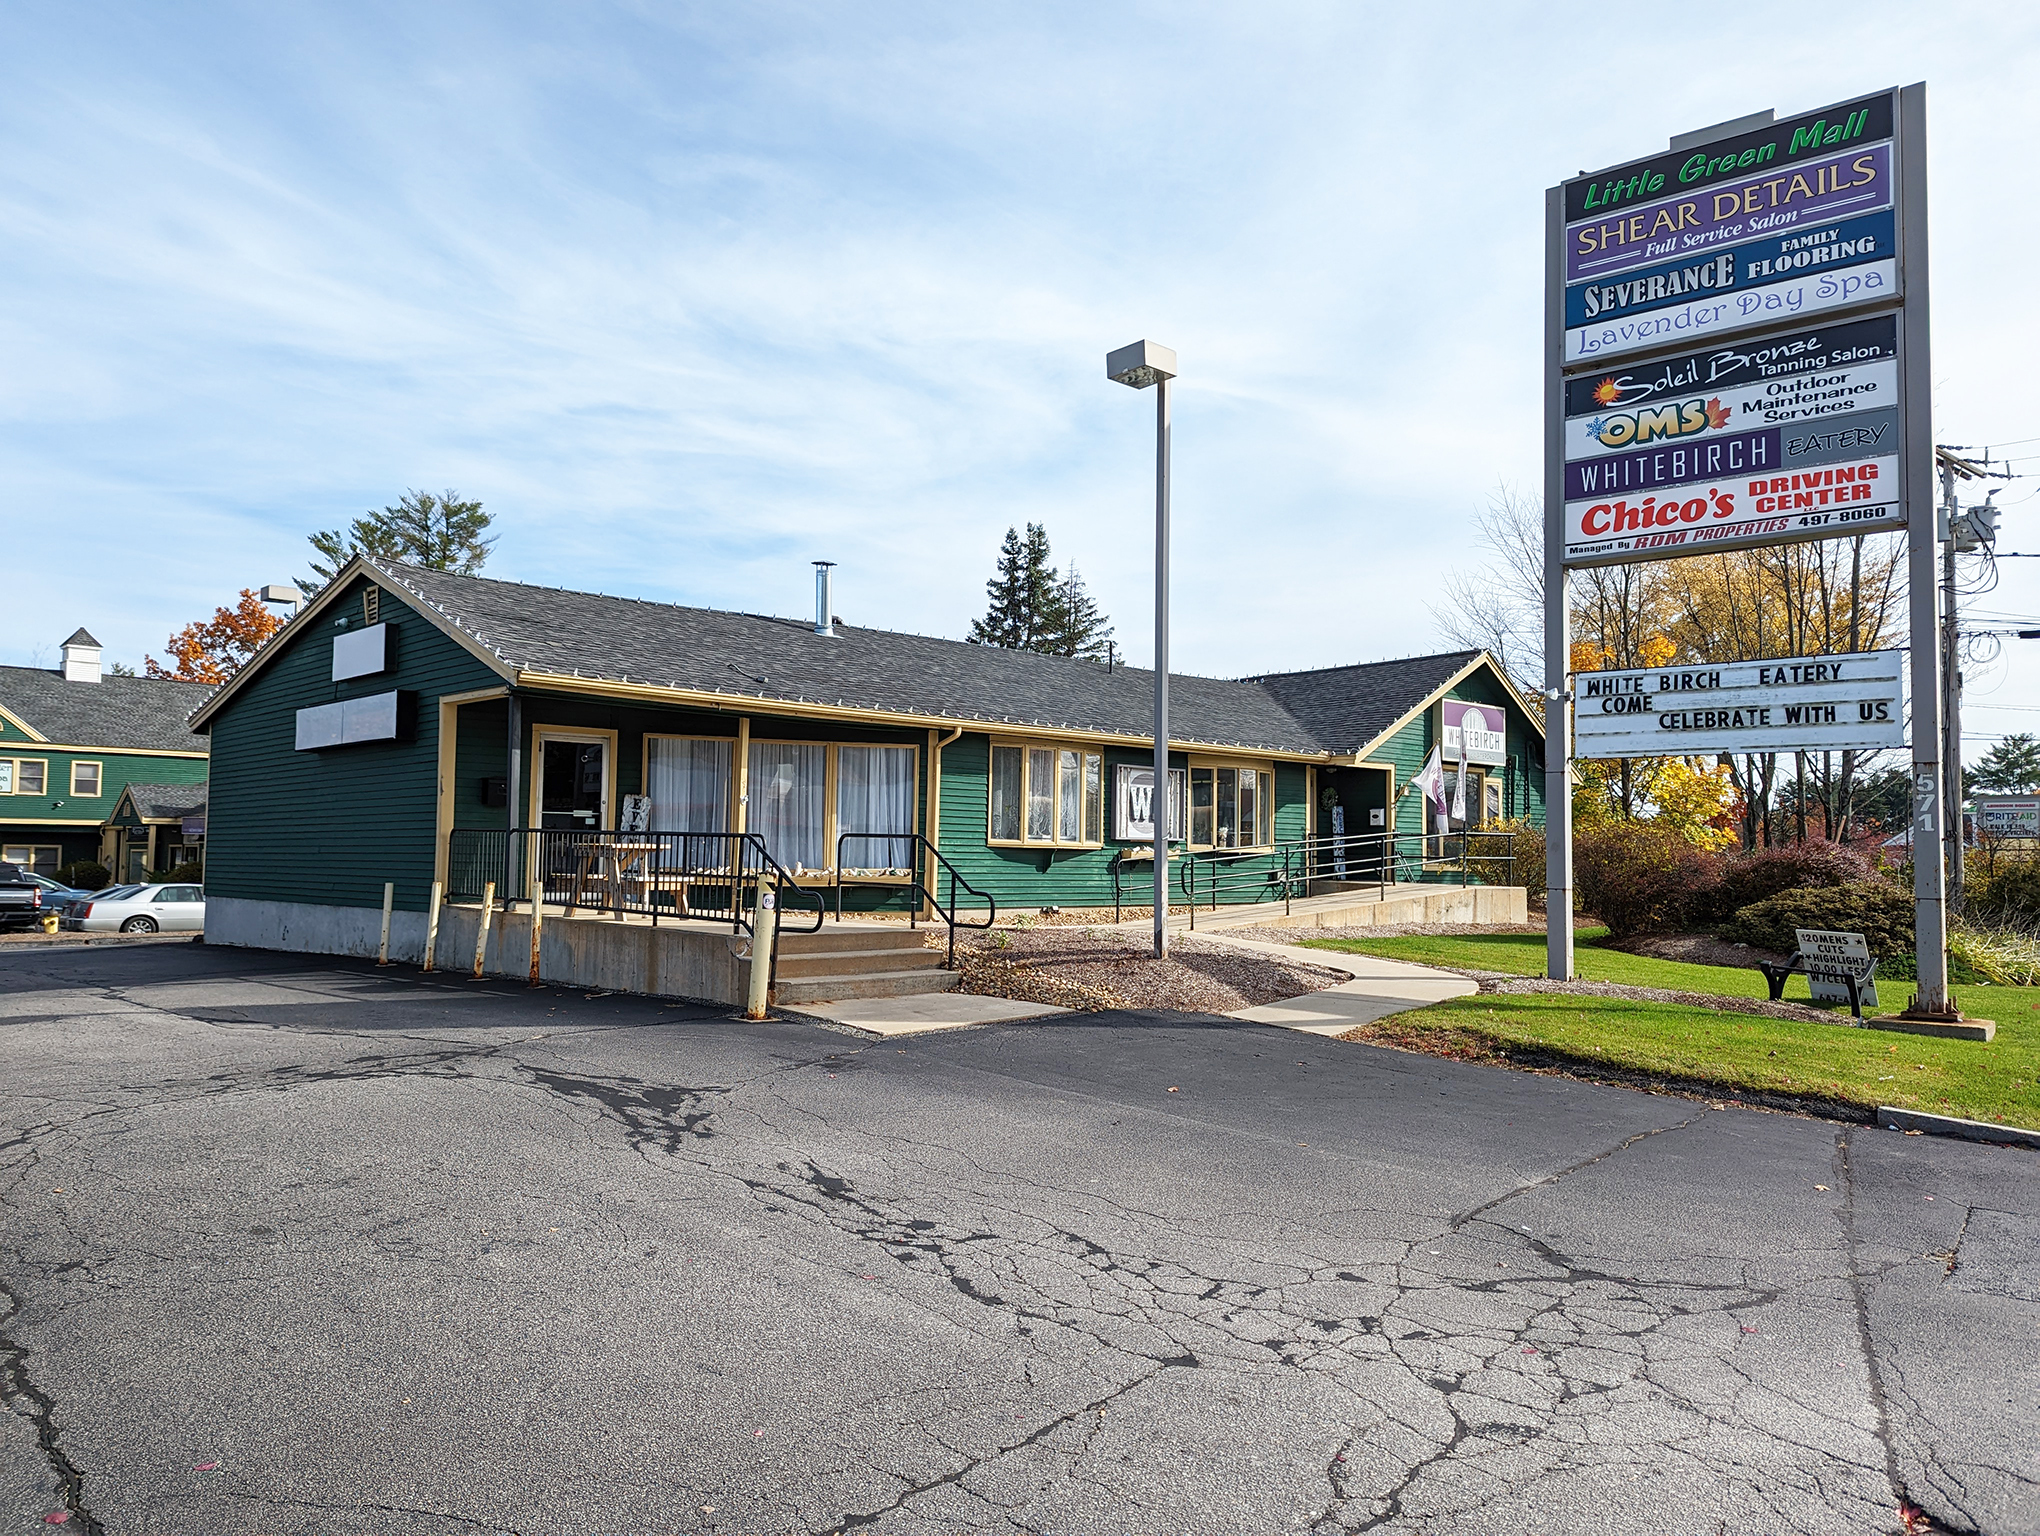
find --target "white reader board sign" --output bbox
[1573,648,1902,759]
[1795,927,1878,1008]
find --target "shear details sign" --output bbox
[1572,649,1904,758]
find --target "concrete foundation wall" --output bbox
[1225,884,1528,930]
[206,896,752,1006]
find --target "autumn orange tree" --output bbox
[145,590,283,684]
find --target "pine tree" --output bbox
[967,523,1067,651]
[302,489,496,595]
[1042,563,1114,659]
[1972,733,2040,794]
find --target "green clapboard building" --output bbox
[190,557,1544,962]
[0,631,213,879]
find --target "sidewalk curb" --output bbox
[1878,1105,2040,1150]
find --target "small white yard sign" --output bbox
[1795,928,1878,1009]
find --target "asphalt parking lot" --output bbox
[3,942,2036,1536]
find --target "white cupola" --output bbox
[61,628,102,683]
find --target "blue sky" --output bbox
[6,2,2039,745]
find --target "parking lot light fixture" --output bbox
[1106,340,1177,959]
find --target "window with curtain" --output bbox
[990,746,1023,841]
[989,740,1104,847]
[836,745,915,870]
[646,739,732,851]
[748,742,826,871]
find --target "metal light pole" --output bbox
[1107,339,1178,958]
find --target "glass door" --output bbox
[540,740,608,830]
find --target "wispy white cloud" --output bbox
[5,0,2040,715]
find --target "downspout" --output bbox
[926,726,964,918]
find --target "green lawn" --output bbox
[1305,928,2040,1131]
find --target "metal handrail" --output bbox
[446,827,826,938]
[834,832,997,968]
[1173,829,1517,927]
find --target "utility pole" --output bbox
[1939,450,1964,914]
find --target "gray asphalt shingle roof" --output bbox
[120,783,209,821]
[368,559,1492,759]
[0,666,212,755]
[1244,651,1484,756]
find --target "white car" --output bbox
[65,883,206,934]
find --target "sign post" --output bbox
[1546,84,1956,1014]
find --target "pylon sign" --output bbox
[1541,85,1949,1009]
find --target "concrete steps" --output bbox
[775,968,963,1006]
[772,922,961,1005]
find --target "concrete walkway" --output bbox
[1203,929,1478,1036]
[796,993,1068,1036]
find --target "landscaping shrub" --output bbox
[165,860,205,885]
[1470,818,1542,896]
[1967,857,2040,928]
[58,861,109,891]
[1720,879,1914,957]
[1572,821,1724,936]
[1696,841,1871,924]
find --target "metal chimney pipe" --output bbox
[813,561,836,636]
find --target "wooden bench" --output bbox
[1756,952,1879,1019]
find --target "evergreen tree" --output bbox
[967,523,1064,651]
[302,489,496,595]
[1971,733,2040,794]
[1042,563,1114,659]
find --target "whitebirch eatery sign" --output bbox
[1572,649,1904,759]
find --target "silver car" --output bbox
[66,883,206,934]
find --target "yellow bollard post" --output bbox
[422,881,443,972]
[472,881,495,979]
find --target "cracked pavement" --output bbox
[2,943,2036,1535]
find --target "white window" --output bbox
[1189,764,1275,849]
[749,742,826,872]
[990,741,1104,848]
[835,746,915,871]
[646,737,732,839]
[71,761,102,797]
[3,844,62,876]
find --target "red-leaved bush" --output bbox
[1697,841,1871,924]
[1572,822,1726,936]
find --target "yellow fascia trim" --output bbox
[16,743,209,760]
[0,704,49,742]
[512,670,1332,764]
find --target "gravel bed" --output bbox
[1465,972,1862,1025]
[944,923,1348,1013]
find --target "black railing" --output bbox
[834,832,996,968]
[446,828,825,938]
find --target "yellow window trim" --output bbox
[986,737,1105,850]
[4,758,50,796]
[1184,756,1279,852]
[639,732,922,877]
[70,760,103,797]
